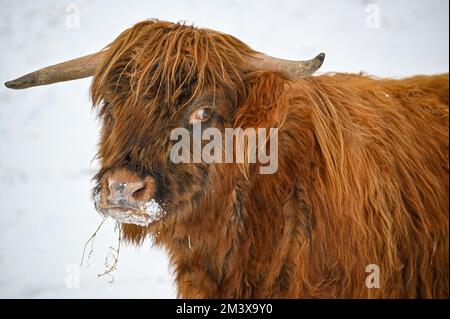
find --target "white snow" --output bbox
[0,0,448,298]
[93,181,166,226]
[100,201,166,227]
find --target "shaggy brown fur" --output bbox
[91,20,449,298]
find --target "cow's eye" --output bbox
[190,107,212,123]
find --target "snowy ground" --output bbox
[0,0,448,298]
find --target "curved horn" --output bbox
[249,52,325,79]
[5,50,325,89]
[4,51,106,90]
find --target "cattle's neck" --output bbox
[149,158,299,298]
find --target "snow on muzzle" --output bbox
[94,171,167,226]
[94,193,166,226]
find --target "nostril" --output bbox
[131,184,146,199]
[105,171,155,205]
[124,181,144,198]
[129,177,155,201]
[107,180,142,203]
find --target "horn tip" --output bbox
[316,52,326,64]
[4,80,17,89]
[4,76,34,90]
[5,78,28,90]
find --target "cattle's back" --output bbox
[280,73,448,298]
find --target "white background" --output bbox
[0,0,448,298]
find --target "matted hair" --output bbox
[91,19,258,113]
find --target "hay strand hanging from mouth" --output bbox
[80,216,108,267]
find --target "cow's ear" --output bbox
[234,71,289,128]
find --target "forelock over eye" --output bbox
[190,107,212,123]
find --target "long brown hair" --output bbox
[90,20,449,298]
